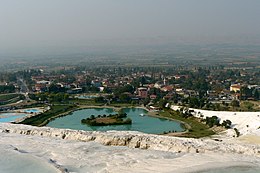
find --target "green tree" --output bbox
[119,94,131,103]
[253,89,259,100]
[143,98,150,106]
[222,119,232,129]
[158,99,167,109]
[94,96,105,103]
[231,100,240,108]
[205,116,220,127]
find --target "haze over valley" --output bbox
[1,1,260,173]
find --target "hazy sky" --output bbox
[1,0,260,53]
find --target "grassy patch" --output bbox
[240,101,260,111]
[0,94,20,101]
[0,94,24,105]
[71,98,135,107]
[70,99,104,106]
[109,103,133,107]
[18,104,77,126]
[159,110,215,138]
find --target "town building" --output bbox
[230,84,241,93]
[138,87,148,99]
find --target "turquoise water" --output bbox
[24,109,41,113]
[0,113,28,123]
[0,109,41,122]
[47,108,184,134]
[200,166,260,173]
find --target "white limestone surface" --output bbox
[1,123,260,172]
[1,130,260,173]
[1,123,260,156]
[0,144,59,173]
[170,106,260,137]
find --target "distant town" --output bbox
[1,1,260,172]
[0,65,259,112]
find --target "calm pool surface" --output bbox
[0,113,28,123]
[23,109,41,113]
[47,108,184,134]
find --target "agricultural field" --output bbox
[0,94,24,105]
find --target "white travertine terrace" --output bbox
[1,123,259,156]
[1,123,260,172]
[171,106,260,137]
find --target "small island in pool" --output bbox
[81,113,132,126]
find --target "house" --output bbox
[34,83,47,92]
[154,83,163,89]
[231,93,240,100]
[67,88,82,94]
[173,75,188,79]
[150,94,157,100]
[149,105,160,111]
[36,80,50,85]
[138,87,148,99]
[161,85,173,92]
[230,84,241,93]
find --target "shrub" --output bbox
[124,118,132,124]
[205,116,220,127]
[234,128,240,137]
[221,119,232,129]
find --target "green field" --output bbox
[0,93,24,105]
[0,93,20,101]
[18,104,77,126]
[159,110,215,138]
[70,98,104,106]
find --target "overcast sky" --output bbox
[1,0,260,54]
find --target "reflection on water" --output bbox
[106,108,114,113]
[94,108,103,112]
[47,108,184,134]
[158,118,167,122]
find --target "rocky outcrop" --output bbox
[1,123,259,156]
